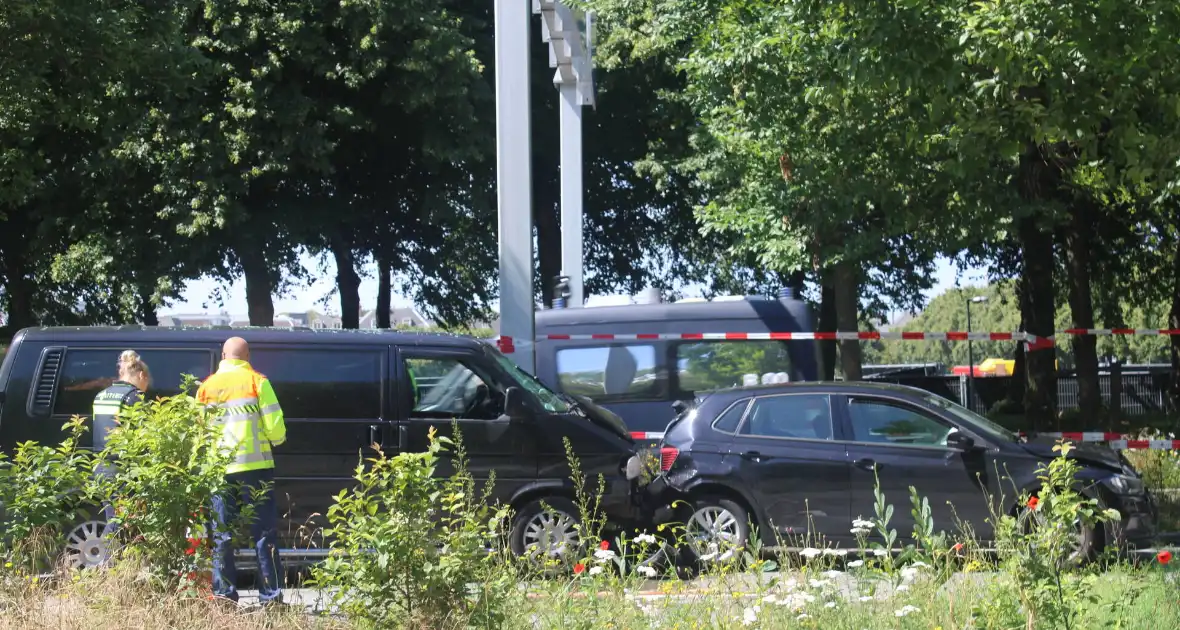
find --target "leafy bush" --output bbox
[310,423,514,629]
[0,416,93,570]
[988,440,1121,628]
[94,377,235,590]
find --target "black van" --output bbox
[0,326,647,566]
[534,290,820,442]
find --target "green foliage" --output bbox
[309,423,514,629]
[0,418,93,570]
[863,282,1174,368]
[990,441,1122,628]
[94,377,235,590]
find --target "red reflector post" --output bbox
[660,447,679,472]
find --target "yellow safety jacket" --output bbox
[196,359,286,474]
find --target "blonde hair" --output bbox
[118,350,150,385]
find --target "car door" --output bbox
[729,393,851,545]
[398,346,535,506]
[835,395,994,543]
[247,345,390,547]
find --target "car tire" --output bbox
[509,497,582,566]
[62,505,116,570]
[1016,498,1103,566]
[682,496,751,566]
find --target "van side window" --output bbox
[555,345,661,401]
[250,349,382,419]
[676,341,793,394]
[53,349,212,416]
[405,357,503,420]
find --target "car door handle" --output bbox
[854,458,879,472]
[742,450,767,462]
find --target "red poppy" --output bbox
[952,543,964,553]
[573,563,585,574]
[600,540,610,551]
[1158,550,1172,565]
[1027,496,1039,511]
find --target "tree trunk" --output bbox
[376,258,391,329]
[138,285,159,327]
[819,275,838,381]
[331,236,361,329]
[1064,200,1102,426]
[787,270,806,297]
[535,178,561,308]
[238,245,274,327]
[1006,311,1027,413]
[0,214,36,331]
[1169,221,1180,412]
[1019,215,1058,430]
[833,260,862,381]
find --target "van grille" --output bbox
[29,347,64,416]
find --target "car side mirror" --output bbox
[946,431,976,451]
[502,386,530,423]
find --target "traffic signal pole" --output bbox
[495,0,536,372]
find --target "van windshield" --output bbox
[490,351,571,413]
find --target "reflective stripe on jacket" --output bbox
[91,382,144,454]
[196,359,286,474]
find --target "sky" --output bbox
[167,252,989,318]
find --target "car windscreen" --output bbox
[923,393,1018,443]
[489,349,571,413]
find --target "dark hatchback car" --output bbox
[647,381,1156,559]
[0,326,648,567]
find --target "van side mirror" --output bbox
[502,386,529,422]
[946,431,976,451]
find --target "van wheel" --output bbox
[683,496,750,566]
[63,510,116,570]
[510,497,581,565]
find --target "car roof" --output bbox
[535,298,812,330]
[700,380,937,401]
[12,326,486,348]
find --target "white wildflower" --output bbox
[848,560,865,568]
[822,570,843,578]
[589,566,603,575]
[634,533,658,545]
[851,527,871,536]
[896,584,910,592]
[741,606,760,626]
[909,561,929,569]
[636,565,657,578]
[825,601,837,609]
[852,518,875,529]
[799,547,822,559]
[700,551,718,561]
[823,548,848,557]
[894,605,920,617]
[594,549,616,562]
[796,613,810,620]
[872,548,889,557]
[900,566,921,581]
[809,578,830,589]
[719,549,735,562]
[762,594,778,604]
[859,595,873,602]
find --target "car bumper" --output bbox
[1108,490,1157,550]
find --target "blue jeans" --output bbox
[212,468,283,603]
[95,462,120,538]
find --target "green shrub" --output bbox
[94,377,235,590]
[310,423,514,629]
[0,416,93,571]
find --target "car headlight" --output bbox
[1103,474,1145,495]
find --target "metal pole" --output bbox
[559,82,584,308]
[495,0,535,373]
[966,300,974,412]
